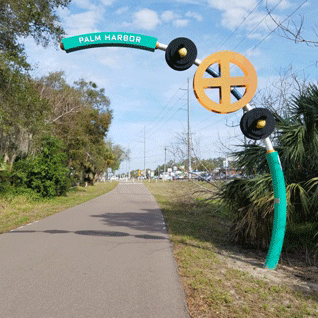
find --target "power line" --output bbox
[122,87,187,151]
[146,94,187,136]
[147,107,183,138]
[145,88,184,129]
[293,62,318,76]
[232,0,284,51]
[245,0,308,56]
[193,115,227,133]
[215,0,263,51]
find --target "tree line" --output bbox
[0,0,126,197]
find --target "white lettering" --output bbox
[78,33,145,45]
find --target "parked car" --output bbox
[173,175,184,180]
[198,173,212,182]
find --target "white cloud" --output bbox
[123,8,194,31]
[266,0,292,10]
[72,0,96,10]
[121,21,133,28]
[132,9,161,30]
[205,0,284,36]
[207,0,258,11]
[218,7,247,30]
[246,32,264,40]
[98,56,122,70]
[64,10,103,36]
[161,10,177,22]
[176,0,205,4]
[56,6,70,20]
[100,0,116,6]
[173,19,190,28]
[60,0,116,36]
[244,47,262,58]
[185,11,203,22]
[116,6,129,14]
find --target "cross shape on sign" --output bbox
[193,51,258,114]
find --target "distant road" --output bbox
[0,182,189,318]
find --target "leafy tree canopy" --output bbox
[0,0,70,68]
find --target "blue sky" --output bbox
[22,0,318,173]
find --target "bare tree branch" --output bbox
[266,0,318,46]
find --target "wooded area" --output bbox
[0,0,125,197]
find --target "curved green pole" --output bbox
[206,65,288,270]
[264,151,287,269]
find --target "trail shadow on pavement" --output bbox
[9,229,167,240]
[91,208,167,234]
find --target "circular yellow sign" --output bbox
[193,51,257,114]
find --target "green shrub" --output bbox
[219,174,274,250]
[11,136,70,197]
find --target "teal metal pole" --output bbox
[207,65,287,269]
[200,54,287,270]
[264,151,287,269]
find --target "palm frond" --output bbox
[286,183,310,219]
[232,144,267,175]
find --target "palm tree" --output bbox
[219,84,318,262]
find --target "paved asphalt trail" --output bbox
[0,182,189,318]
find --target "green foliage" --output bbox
[0,0,71,68]
[109,144,125,171]
[0,156,11,193]
[11,136,70,197]
[0,62,51,166]
[0,1,120,196]
[37,72,115,185]
[219,84,318,259]
[219,175,274,249]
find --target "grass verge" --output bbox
[0,181,118,234]
[145,180,318,318]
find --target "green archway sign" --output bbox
[61,32,158,53]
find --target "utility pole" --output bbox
[180,77,192,180]
[187,77,191,180]
[164,146,167,181]
[128,147,131,180]
[144,126,146,176]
